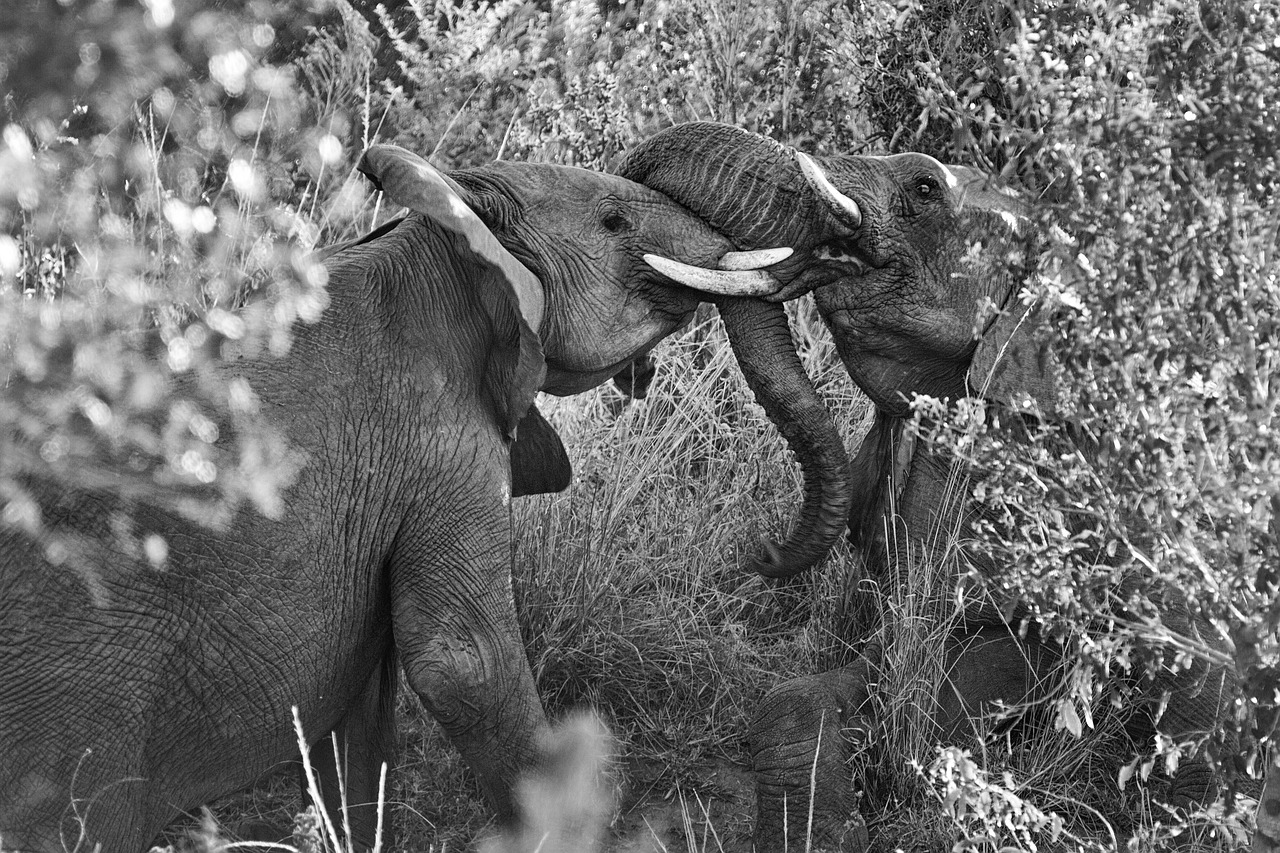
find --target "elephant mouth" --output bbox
[813,237,878,277]
[543,350,657,396]
[794,152,884,276]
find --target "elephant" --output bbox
[1257,718,1280,853]
[0,143,793,851]
[616,122,1246,849]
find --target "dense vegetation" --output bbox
[2,0,1276,849]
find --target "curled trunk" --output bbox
[617,122,849,254]
[717,297,852,577]
[621,123,853,576]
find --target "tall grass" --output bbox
[513,302,868,762]
[9,2,1264,849]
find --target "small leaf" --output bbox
[1055,699,1082,737]
[1118,758,1138,789]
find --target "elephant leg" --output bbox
[307,653,400,849]
[1139,601,1235,811]
[390,522,550,827]
[1255,749,1280,853]
[749,658,878,852]
[936,627,1055,744]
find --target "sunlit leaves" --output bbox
[0,0,342,576]
[879,0,1280,789]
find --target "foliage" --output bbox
[340,0,865,168]
[7,0,1277,848]
[866,0,1280,796]
[922,745,1072,852]
[0,0,371,574]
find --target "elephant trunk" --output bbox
[620,123,852,576]
[717,297,852,577]
[617,122,847,251]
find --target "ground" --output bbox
[169,707,758,852]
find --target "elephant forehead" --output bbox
[878,152,955,182]
[490,161,654,206]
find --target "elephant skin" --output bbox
[620,122,1242,847]
[748,625,1055,852]
[0,145,787,851]
[749,655,877,853]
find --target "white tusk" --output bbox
[795,151,862,228]
[717,246,793,271]
[644,253,780,296]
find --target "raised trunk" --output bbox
[717,297,852,577]
[617,122,847,253]
[621,123,853,576]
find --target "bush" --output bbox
[0,2,372,582]
[862,0,1279,798]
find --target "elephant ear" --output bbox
[358,144,546,441]
[948,167,1060,415]
[314,216,406,262]
[967,290,1061,417]
[949,164,1030,234]
[510,405,572,497]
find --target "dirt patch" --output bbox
[609,757,755,853]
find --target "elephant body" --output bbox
[619,122,1243,849]
[0,145,785,850]
[1,219,538,849]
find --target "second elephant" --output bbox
[618,122,1241,849]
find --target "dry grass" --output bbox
[13,6,1260,849]
[143,295,1253,852]
[513,301,867,762]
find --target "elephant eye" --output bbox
[601,209,632,233]
[916,177,938,198]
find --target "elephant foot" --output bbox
[749,661,878,852]
[1253,757,1280,853]
[1164,760,1220,812]
[758,812,869,853]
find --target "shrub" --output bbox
[862,0,1279,799]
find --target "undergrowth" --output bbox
[5,0,1271,851]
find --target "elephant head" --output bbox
[619,122,1044,565]
[359,144,786,396]
[357,144,791,496]
[617,123,882,578]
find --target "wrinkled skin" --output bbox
[621,122,1242,849]
[0,146,773,851]
[618,127,860,578]
[750,630,1056,852]
[1257,716,1280,852]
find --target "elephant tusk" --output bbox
[643,253,781,296]
[795,151,862,228]
[718,247,793,270]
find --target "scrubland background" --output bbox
[1,0,1278,850]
